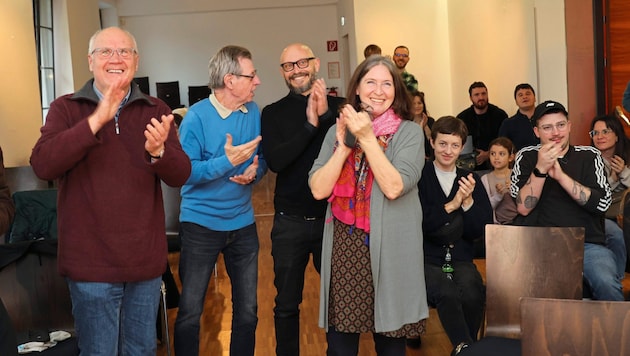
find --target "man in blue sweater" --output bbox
[175,45,268,356]
[261,43,345,356]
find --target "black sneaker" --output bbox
[406,337,421,349]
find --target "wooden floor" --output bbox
[156,172,454,356]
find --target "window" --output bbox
[33,0,54,122]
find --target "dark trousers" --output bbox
[326,327,406,356]
[271,212,324,356]
[425,261,485,346]
[175,222,259,356]
[0,298,17,356]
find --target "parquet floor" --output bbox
[156,173,454,355]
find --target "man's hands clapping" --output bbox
[225,133,261,185]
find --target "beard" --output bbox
[473,100,488,111]
[285,72,316,95]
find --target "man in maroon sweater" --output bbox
[30,27,190,355]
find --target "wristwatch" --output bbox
[149,149,164,159]
[532,167,548,178]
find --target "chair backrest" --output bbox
[188,85,211,106]
[4,166,52,193]
[133,76,150,95]
[156,81,182,110]
[0,240,73,333]
[161,181,181,252]
[484,225,584,339]
[521,297,630,356]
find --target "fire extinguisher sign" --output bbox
[327,41,338,52]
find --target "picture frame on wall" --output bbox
[328,62,340,79]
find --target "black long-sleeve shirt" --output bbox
[261,92,345,217]
[418,163,493,265]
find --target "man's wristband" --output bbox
[149,149,164,159]
[532,167,548,178]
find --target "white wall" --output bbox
[351,0,453,118]
[0,0,42,166]
[120,4,342,109]
[343,0,566,120]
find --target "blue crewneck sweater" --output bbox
[179,98,267,231]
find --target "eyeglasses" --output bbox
[393,53,409,58]
[589,128,613,137]
[280,57,315,72]
[233,70,257,80]
[90,48,137,59]
[539,121,568,133]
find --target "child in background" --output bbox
[481,137,516,224]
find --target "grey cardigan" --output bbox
[309,120,429,332]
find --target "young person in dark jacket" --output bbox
[418,116,492,355]
[30,27,191,355]
[261,43,344,356]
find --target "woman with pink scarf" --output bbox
[309,55,428,355]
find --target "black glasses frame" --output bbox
[280,57,316,72]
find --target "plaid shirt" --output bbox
[401,71,418,92]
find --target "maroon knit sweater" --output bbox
[31,80,191,282]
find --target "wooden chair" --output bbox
[4,166,53,193]
[460,225,585,355]
[521,297,630,356]
[0,240,78,354]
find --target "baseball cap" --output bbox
[531,100,568,127]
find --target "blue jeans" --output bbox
[605,218,627,280]
[271,212,323,356]
[583,242,624,301]
[67,277,161,356]
[174,222,259,356]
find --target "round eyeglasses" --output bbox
[589,129,613,137]
[280,57,315,72]
[91,48,137,59]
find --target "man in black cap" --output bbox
[510,100,623,301]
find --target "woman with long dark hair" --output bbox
[589,114,629,279]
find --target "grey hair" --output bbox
[87,27,138,55]
[208,45,252,90]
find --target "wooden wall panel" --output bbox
[566,1,597,145]
[607,0,630,115]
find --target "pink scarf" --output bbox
[329,108,402,233]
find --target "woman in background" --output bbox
[309,55,428,355]
[411,91,435,161]
[589,114,629,279]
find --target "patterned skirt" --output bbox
[328,219,426,337]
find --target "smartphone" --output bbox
[343,103,373,148]
[344,129,357,147]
